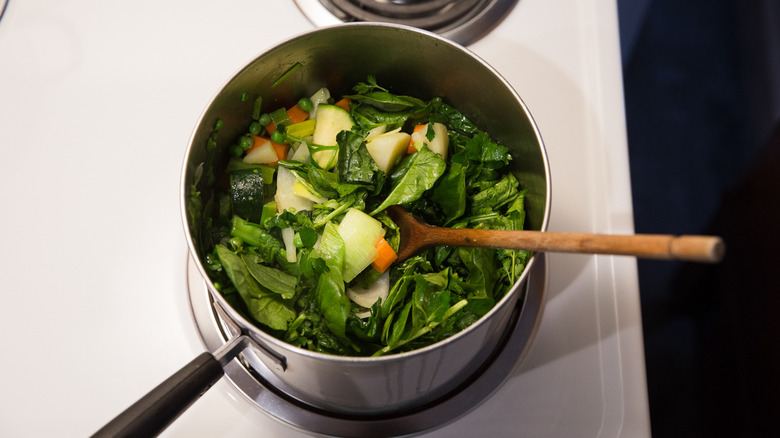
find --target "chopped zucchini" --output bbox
[312,104,355,169]
[230,168,264,222]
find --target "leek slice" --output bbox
[281,228,296,263]
[337,209,385,282]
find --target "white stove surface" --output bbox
[0,1,649,436]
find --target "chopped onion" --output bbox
[347,271,390,311]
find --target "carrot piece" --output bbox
[272,142,289,162]
[334,98,351,111]
[246,136,288,166]
[247,136,271,153]
[286,104,309,125]
[265,121,277,135]
[407,124,426,154]
[371,237,398,274]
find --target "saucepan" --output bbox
[92,23,550,437]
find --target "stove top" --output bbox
[0,1,649,436]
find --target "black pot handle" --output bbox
[91,335,249,438]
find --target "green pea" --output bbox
[239,135,253,151]
[258,113,271,126]
[270,129,285,144]
[249,121,261,135]
[298,97,313,112]
[230,144,243,157]
[213,119,223,130]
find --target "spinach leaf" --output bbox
[309,165,361,198]
[350,104,414,131]
[297,226,319,249]
[348,300,382,343]
[430,162,466,223]
[215,244,264,301]
[450,131,510,190]
[344,91,425,112]
[470,173,520,214]
[312,222,351,338]
[242,255,297,300]
[493,191,530,286]
[215,245,295,331]
[370,146,446,215]
[381,255,432,318]
[246,296,297,332]
[374,297,468,357]
[386,301,413,347]
[337,130,380,187]
[411,271,449,329]
[457,247,498,298]
[430,102,480,135]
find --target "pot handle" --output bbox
[91,335,249,438]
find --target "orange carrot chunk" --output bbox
[271,142,289,162]
[371,238,398,274]
[334,98,351,111]
[286,104,309,125]
[407,124,426,154]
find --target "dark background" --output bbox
[618,0,780,435]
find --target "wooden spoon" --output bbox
[386,206,725,264]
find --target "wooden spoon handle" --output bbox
[428,228,725,263]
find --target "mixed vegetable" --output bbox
[190,75,530,357]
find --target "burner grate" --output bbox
[295,0,520,46]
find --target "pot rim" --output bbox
[179,22,552,363]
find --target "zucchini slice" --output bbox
[230,168,264,222]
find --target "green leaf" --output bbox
[430,162,466,223]
[370,146,446,215]
[246,296,296,331]
[337,130,379,187]
[430,102,481,135]
[215,245,295,331]
[387,301,413,347]
[309,166,361,198]
[470,173,520,214]
[344,91,425,112]
[457,247,497,298]
[242,255,297,300]
[352,75,387,94]
[312,222,351,338]
[215,245,263,301]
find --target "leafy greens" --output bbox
[198,77,531,357]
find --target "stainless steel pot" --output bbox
[93,23,550,437]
